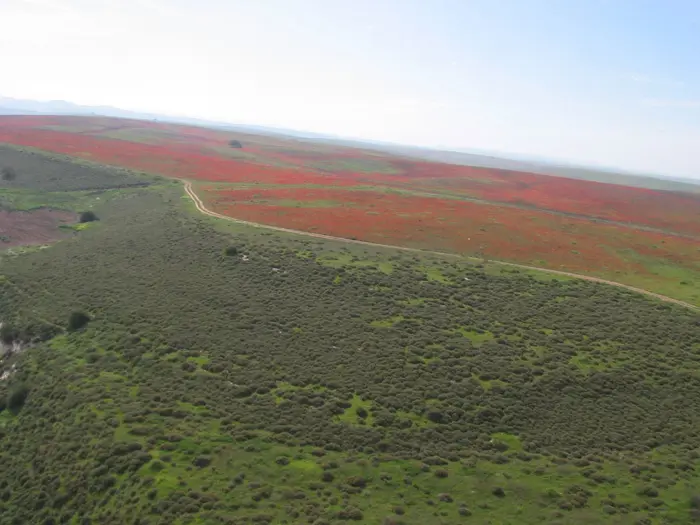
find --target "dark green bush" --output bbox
[7,383,29,413]
[0,323,17,344]
[492,487,506,498]
[79,211,98,223]
[68,311,90,331]
[1,166,16,181]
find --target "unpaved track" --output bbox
[182,180,699,312]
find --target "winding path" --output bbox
[182,180,699,312]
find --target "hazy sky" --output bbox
[2,0,699,177]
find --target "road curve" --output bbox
[182,180,699,312]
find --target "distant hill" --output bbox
[0,96,231,129]
[0,106,38,115]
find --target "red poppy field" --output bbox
[1,115,699,304]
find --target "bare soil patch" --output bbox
[0,208,75,247]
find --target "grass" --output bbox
[95,129,163,144]
[400,297,429,305]
[308,158,402,174]
[370,315,407,328]
[336,394,374,426]
[420,265,452,283]
[569,353,612,373]
[491,432,524,452]
[316,251,394,274]
[186,355,210,367]
[60,222,96,232]
[454,327,495,345]
[0,188,101,211]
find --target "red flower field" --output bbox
[1,115,698,304]
[199,185,697,275]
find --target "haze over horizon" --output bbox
[2,0,699,178]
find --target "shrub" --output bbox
[228,140,243,148]
[7,383,29,412]
[434,469,448,478]
[638,486,659,498]
[321,472,334,483]
[0,324,17,345]
[1,167,16,181]
[224,246,239,257]
[68,311,91,331]
[79,211,98,223]
[345,476,367,488]
[275,456,290,466]
[233,473,245,485]
[193,456,211,468]
[336,506,363,520]
[492,487,506,498]
[424,456,448,466]
[426,411,445,423]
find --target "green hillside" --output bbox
[0,152,699,524]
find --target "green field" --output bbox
[1,149,700,524]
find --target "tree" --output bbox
[228,140,243,148]
[1,167,17,181]
[7,383,29,413]
[68,311,90,331]
[0,324,17,345]
[79,211,98,223]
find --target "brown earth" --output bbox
[0,209,76,247]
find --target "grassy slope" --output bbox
[0,154,700,524]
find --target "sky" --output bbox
[1,0,699,178]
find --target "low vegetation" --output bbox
[0,131,698,525]
[0,146,698,524]
[0,143,156,192]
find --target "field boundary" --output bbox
[182,180,698,312]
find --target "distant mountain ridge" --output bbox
[1,95,698,192]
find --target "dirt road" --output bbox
[182,180,699,312]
